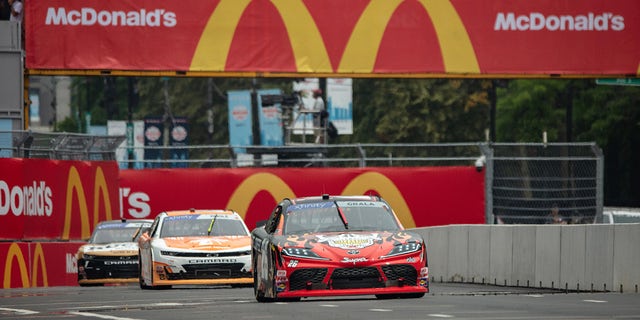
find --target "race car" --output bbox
[138,209,253,289]
[77,219,153,286]
[251,194,429,302]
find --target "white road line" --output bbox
[428,314,454,318]
[320,304,339,307]
[67,311,143,320]
[369,308,392,312]
[0,307,39,315]
[583,299,607,303]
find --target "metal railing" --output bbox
[0,131,125,161]
[115,142,485,168]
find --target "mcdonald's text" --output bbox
[0,180,52,217]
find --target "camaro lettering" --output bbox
[104,260,138,265]
[188,258,237,264]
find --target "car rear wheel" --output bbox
[253,257,273,302]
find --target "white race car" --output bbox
[138,209,253,289]
[77,219,153,286]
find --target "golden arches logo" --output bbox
[226,172,296,218]
[3,243,48,288]
[226,171,415,228]
[341,172,416,228]
[191,0,478,74]
[62,166,114,240]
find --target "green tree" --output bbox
[352,78,490,143]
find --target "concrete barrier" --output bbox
[411,223,640,293]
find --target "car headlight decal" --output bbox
[281,247,329,260]
[382,242,422,258]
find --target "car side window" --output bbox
[265,206,282,234]
[148,216,161,237]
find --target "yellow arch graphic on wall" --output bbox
[339,0,479,73]
[63,166,114,240]
[93,167,113,228]
[226,172,296,219]
[62,166,90,240]
[191,0,332,72]
[31,243,48,287]
[3,243,29,288]
[341,172,416,229]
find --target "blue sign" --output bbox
[258,89,284,146]
[227,90,253,153]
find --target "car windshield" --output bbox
[159,215,248,238]
[284,200,400,234]
[91,225,148,244]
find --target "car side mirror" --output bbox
[255,220,267,229]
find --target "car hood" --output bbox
[78,242,138,256]
[158,236,251,251]
[273,230,423,259]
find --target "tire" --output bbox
[253,257,273,302]
[147,253,171,289]
[139,250,157,289]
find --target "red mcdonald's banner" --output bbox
[0,158,120,241]
[1,242,84,288]
[119,167,485,230]
[25,0,640,76]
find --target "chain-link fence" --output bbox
[0,131,125,161]
[482,142,603,225]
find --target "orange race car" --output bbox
[138,209,253,289]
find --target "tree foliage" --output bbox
[63,76,640,205]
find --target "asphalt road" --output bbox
[1,282,638,320]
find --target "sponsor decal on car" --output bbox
[316,233,380,250]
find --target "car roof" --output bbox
[289,194,381,204]
[163,209,237,217]
[97,219,153,226]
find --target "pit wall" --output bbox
[412,224,640,293]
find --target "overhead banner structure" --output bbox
[25,0,640,77]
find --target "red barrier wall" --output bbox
[0,158,121,241]
[0,159,484,288]
[1,242,84,288]
[119,167,485,230]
